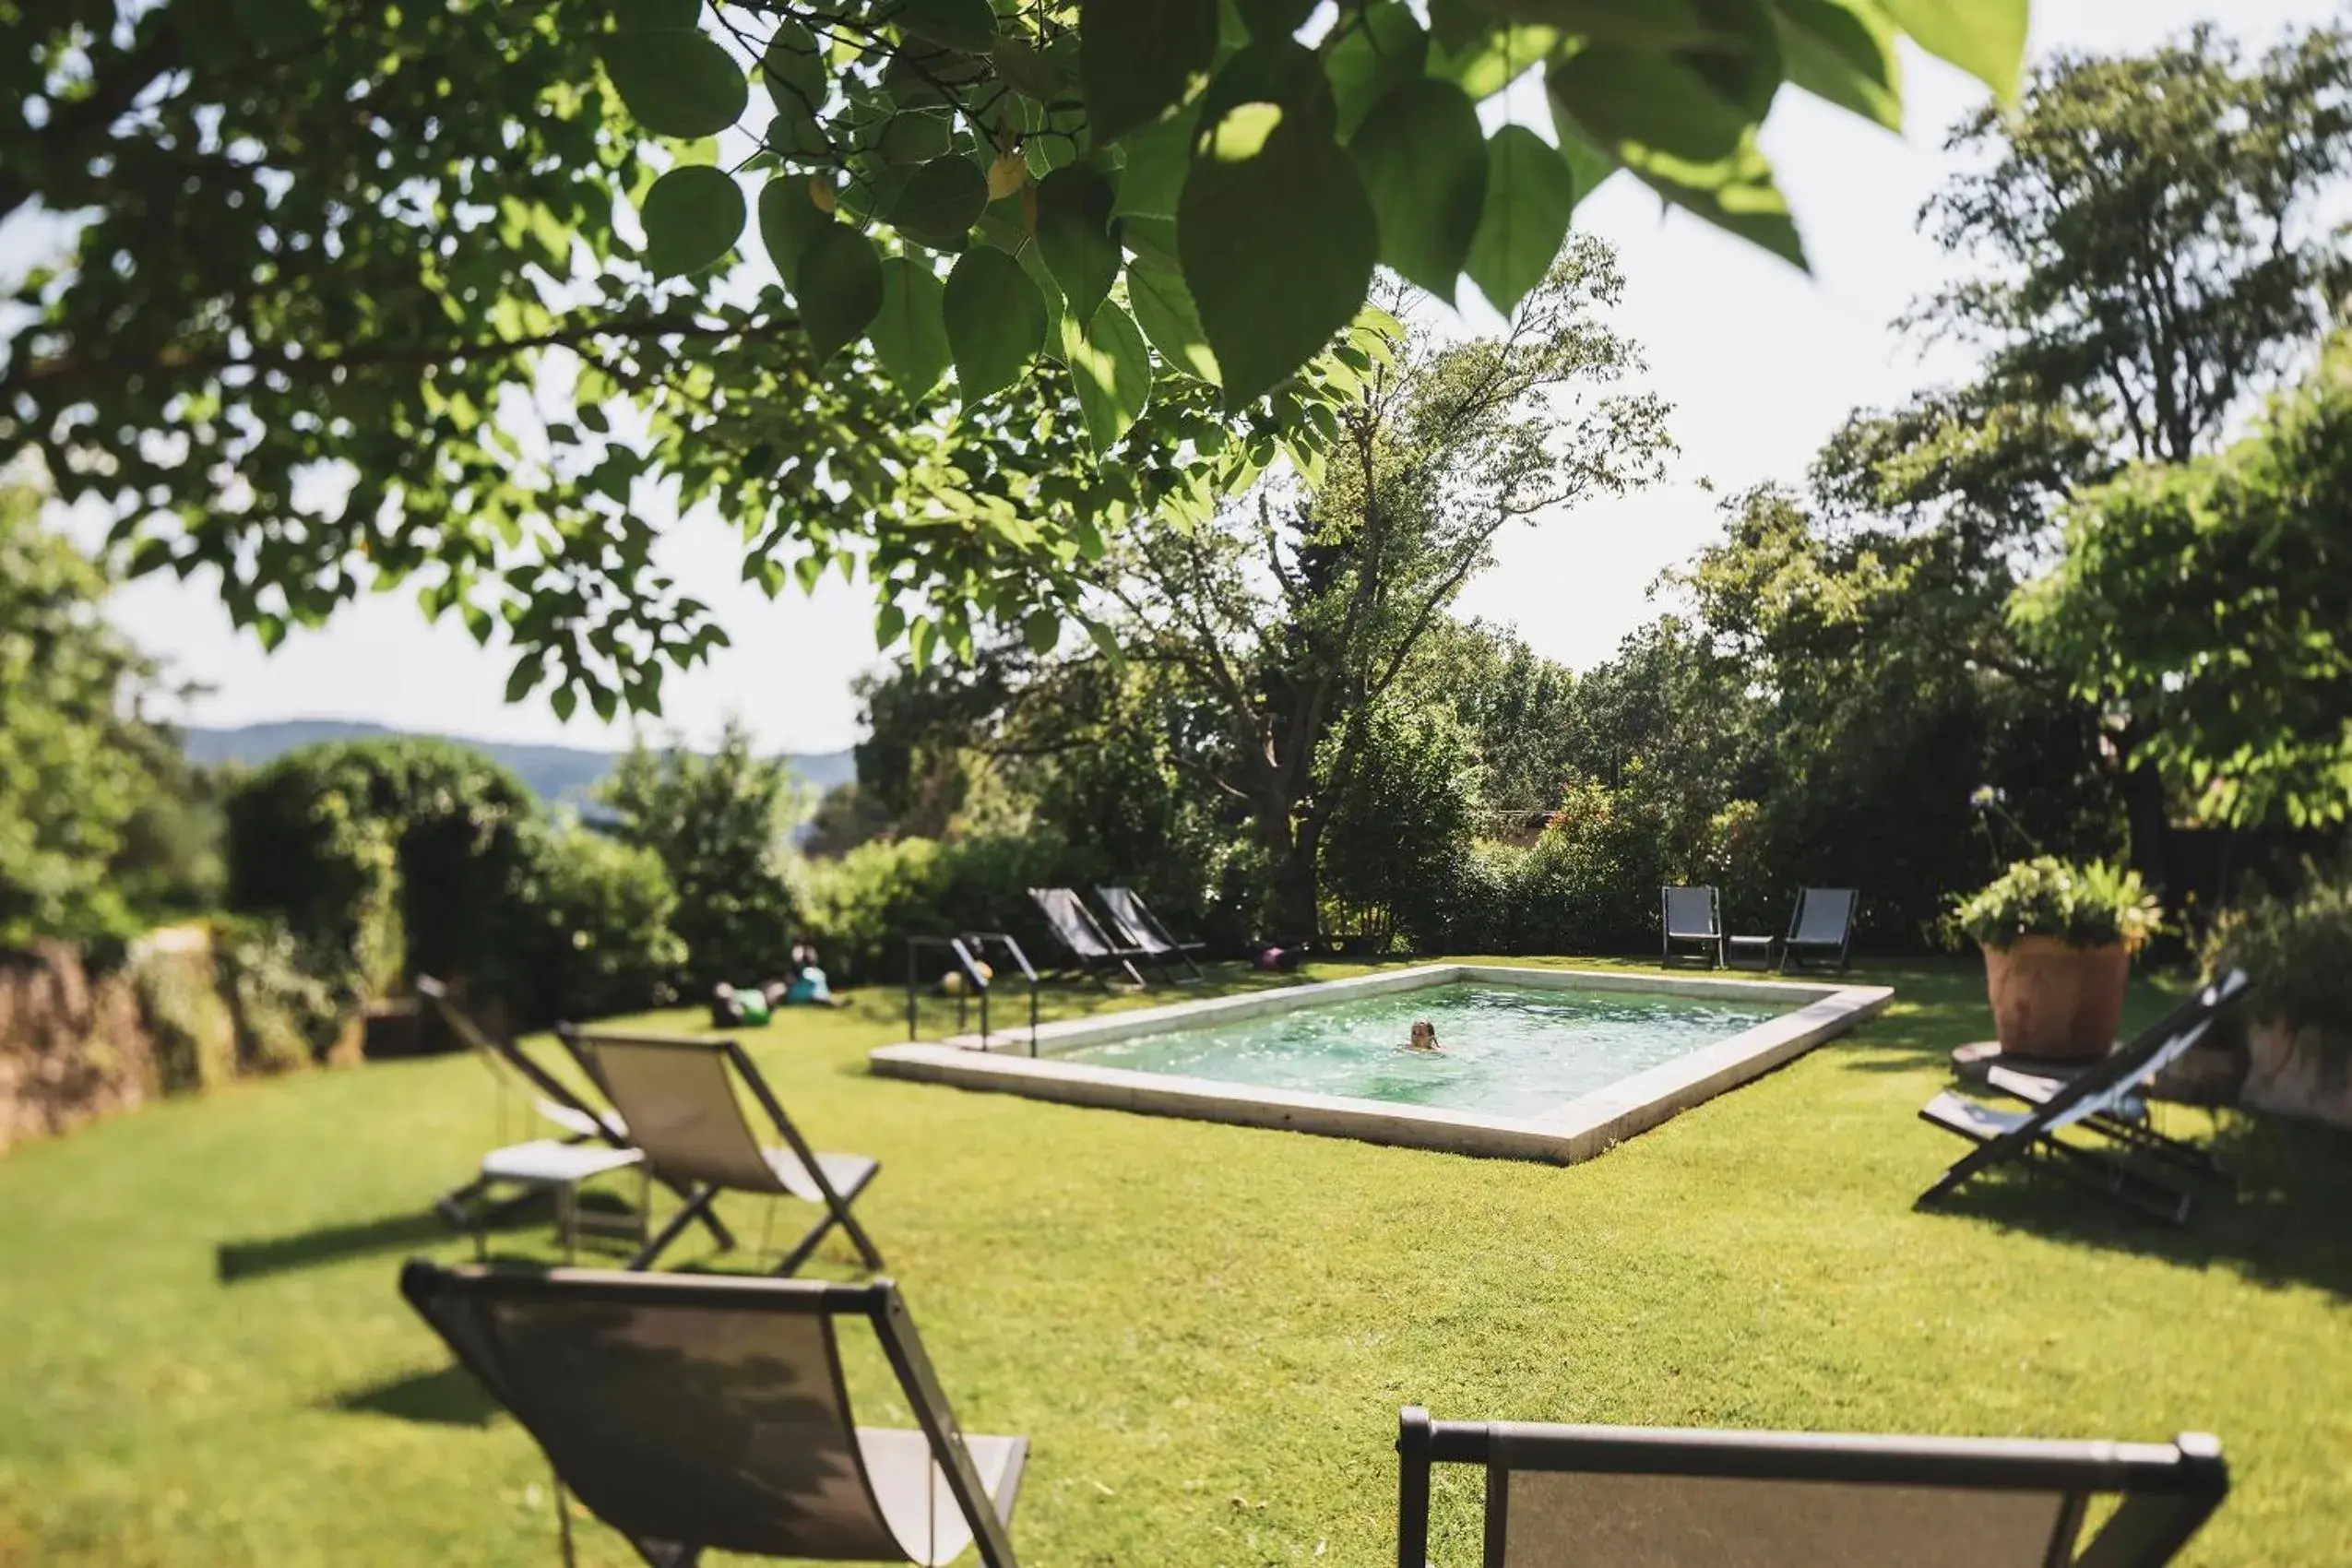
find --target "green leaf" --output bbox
[1111,105,1197,218]
[1324,0,1429,137]
[1546,53,1805,267]
[1059,303,1154,453]
[1180,113,1378,404]
[1425,16,1557,101]
[1348,77,1487,301]
[1023,609,1061,655]
[1081,0,1221,146]
[1126,252,1221,385]
[1450,0,1726,47]
[1016,239,1069,350]
[1198,39,1336,141]
[758,175,829,287]
[897,0,997,52]
[640,165,746,277]
[760,18,827,109]
[623,0,699,26]
[891,154,989,249]
[1463,125,1574,316]
[1770,0,1901,128]
[1036,165,1123,326]
[505,654,546,704]
[993,36,1065,101]
[550,684,577,721]
[944,245,1049,404]
[1235,0,1316,39]
[1882,0,2025,100]
[877,111,956,165]
[603,29,749,139]
[873,256,951,398]
[799,223,885,362]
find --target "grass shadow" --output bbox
[216,1197,557,1285]
[331,1363,501,1428]
[1922,1112,2352,1299]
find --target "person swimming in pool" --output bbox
[1404,1019,1442,1052]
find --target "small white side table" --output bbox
[476,1139,647,1261]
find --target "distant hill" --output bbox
[181,719,855,812]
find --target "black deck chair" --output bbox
[1780,887,1859,971]
[417,978,732,1254]
[1917,970,2250,1225]
[1094,885,1206,982]
[562,1027,884,1276]
[1396,1407,2226,1568]
[401,1262,1024,1567]
[1027,887,1148,988]
[1660,885,1725,968]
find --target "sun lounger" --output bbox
[1661,885,1725,968]
[1028,887,1148,987]
[563,1027,884,1275]
[1780,887,1859,971]
[1094,885,1205,982]
[402,1262,1024,1566]
[1396,1406,2226,1567]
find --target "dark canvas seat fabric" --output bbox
[401,1264,1023,1567]
[1661,885,1725,968]
[1094,885,1205,981]
[567,1028,883,1275]
[1028,887,1147,987]
[1917,970,2250,1224]
[1398,1409,2226,1568]
[1780,887,1858,971]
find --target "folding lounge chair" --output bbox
[1917,971,2250,1225]
[1028,887,1148,988]
[1779,887,1858,971]
[401,1262,1025,1567]
[564,1027,884,1276]
[1094,885,1206,982]
[1660,885,1725,968]
[419,977,734,1253]
[1396,1406,2226,1568]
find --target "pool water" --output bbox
[1061,982,1793,1119]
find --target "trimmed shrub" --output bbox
[511,824,686,1022]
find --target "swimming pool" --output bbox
[870,965,1892,1164]
[1063,982,1793,1119]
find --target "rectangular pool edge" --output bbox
[868,966,1895,1165]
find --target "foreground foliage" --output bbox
[0,960,2346,1565]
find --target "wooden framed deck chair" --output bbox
[1396,1407,2226,1568]
[563,1027,884,1276]
[1027,887,1148,988]
[1779,887,1859,972]
[401,1263,1025,1567]
[419,977,732,1254]
[1660,886,1725,968]
[1917,970,2250,1225]
[1094,885,1206,982]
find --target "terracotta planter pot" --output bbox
[1982,937,2130,1060]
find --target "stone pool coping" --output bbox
[869,964,1893,1163]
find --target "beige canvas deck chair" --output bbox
[420,977,735,1254]
[1396,1407,2227,1568]
[564,1027,884,1276]
[401,1263,1024,1567]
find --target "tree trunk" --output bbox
[2120,749,2174,902]
[1266,815,1322,942]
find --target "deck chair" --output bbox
[1396,1406,2226,1568]
[1917,970,2250,1225]
[1028,887,1147,988]
[1780,887,1858,971]
[419,978,731,1253]
[1660,886,1725,968]
[401,1262,1024,1568]
[563,1027,884,1276]
[1094,885,1205,982]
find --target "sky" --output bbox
[21,0,2345,754]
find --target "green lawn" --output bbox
[1,957,2347,1565]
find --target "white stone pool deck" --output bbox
[869,964,1893,1163]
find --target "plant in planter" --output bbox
[1953,858,2164,1059]
[2203,861,2352,1126]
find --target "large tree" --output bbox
[3,0,2028,715]
[1099,245,1669,931]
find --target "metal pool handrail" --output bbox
[958,932,1039,1057]
[902,934,1039,1055]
